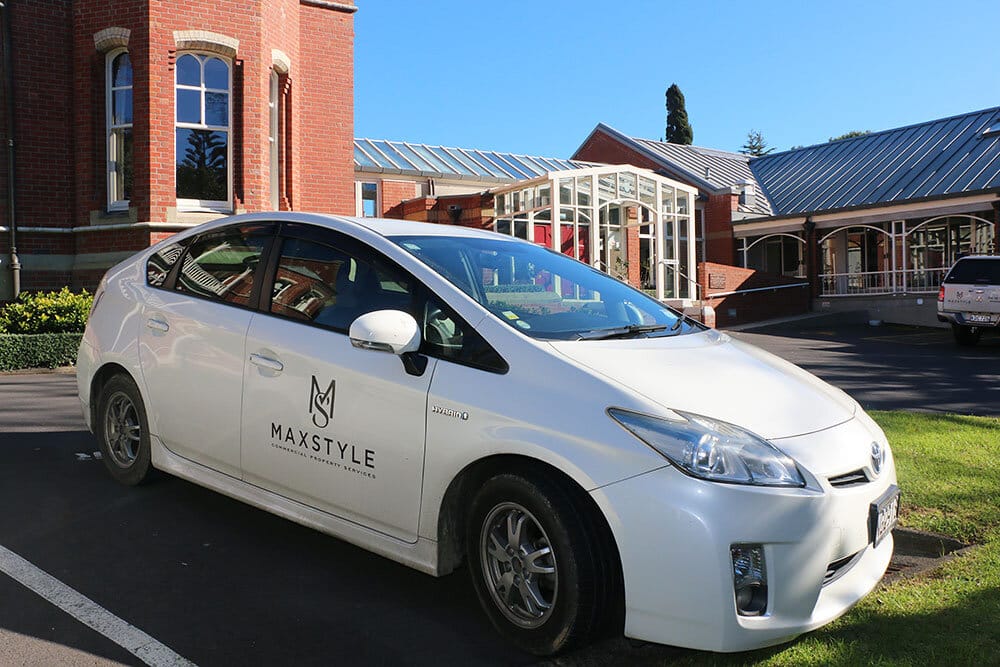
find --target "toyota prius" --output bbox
[77,212,898,656]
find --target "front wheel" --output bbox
[96,374,156,486]
[466,471,619,656]
[952,323,982,347]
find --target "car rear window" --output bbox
[944,258,1000,284]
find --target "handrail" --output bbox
[706,282,809,299]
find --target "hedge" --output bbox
[0,333,83,371]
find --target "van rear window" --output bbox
[944,259,1000,284]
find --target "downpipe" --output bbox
[0,1,18,299]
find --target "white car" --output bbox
[937,255,1000,346]
[77,213,899,656]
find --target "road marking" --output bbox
[0,544,196,667]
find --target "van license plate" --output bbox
[869,485,900,547]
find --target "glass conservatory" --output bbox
[492,166,699,300]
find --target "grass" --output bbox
[670,411,1000,667]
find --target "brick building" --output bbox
[0,0,356,299]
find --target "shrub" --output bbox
[0,333,82,371]
[0,288,92,334]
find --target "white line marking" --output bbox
[0,544,196,666]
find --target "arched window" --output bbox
[175,53,232,211]
[107,50,133,210]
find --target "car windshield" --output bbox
[391,234,701,340]
[944,258,1000,284]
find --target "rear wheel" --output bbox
[466,470,619,656]
[96,374,155,486]
[952,323,982,347]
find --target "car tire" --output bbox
[96,374,156,486]
[466,469,618,656]
[952,324,982,347]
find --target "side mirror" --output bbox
[349,310,421,355]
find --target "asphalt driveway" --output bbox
[731,323,1000,416]
[0,323,996,666]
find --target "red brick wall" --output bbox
[698,261,809,326]
[380,180,419,217]
[298,3,354,214]
[705,192,738,265]
[574,131,664,172]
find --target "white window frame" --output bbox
[106,48,132,212]
[355,180,380,217]
[175,52,233,213]
[269,70,280,211]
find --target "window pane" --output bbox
[147,242,186,287]
[361,182,378,217]
[272,238,413,330]
[176,229,269,306]
[177,88,201,123]
[112,89,133,125]
[176,129,228,201]
[270,239,344,323]
[205,92,228,126]
[204,58,229,89]
[176,54,200,86]
[110,128,133,202]
[112,53,132,87]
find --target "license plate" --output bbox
[966,313,993,324]
[869,485,900,547]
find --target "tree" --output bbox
[740,129,775,157]
[665,83,693,145]
[829,130,871,142]
[176,129,228,201]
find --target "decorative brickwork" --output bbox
[93,27,130,53]
[172,30,240,59]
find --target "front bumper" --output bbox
[591,437,896,652]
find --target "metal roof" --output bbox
[750,106,1000,217]
[575,124,773,216]
[354,138,590,183]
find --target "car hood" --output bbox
[548,329,856,440]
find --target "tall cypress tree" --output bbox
[665,83,693,145]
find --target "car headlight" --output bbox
[608,408,805,487]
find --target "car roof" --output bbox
[341,215,508,240]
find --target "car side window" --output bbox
[146,241,188,287]
[269,236,414,331]
[266,230,507,373]
[175,227,271,307]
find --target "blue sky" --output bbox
[354,0,997,158]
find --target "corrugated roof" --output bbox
[750,106,1000,216]
[576,124,773,216]
[354,139,590,183]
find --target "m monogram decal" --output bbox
[309,376,335,429]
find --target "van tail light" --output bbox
[937,286,945,302]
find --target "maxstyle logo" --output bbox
[310,376,335,428]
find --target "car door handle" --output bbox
[146,318,169,332]
[249,353,284,372]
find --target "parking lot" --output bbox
[0,323,996,666]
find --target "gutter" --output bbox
[0,1,17,298]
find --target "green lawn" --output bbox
[672,411,1000,666]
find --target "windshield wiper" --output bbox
[576,323,670,340]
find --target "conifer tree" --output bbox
[665,84,693,145]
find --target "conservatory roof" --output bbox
[354,138,593,183]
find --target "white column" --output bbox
[686,192,697,300]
